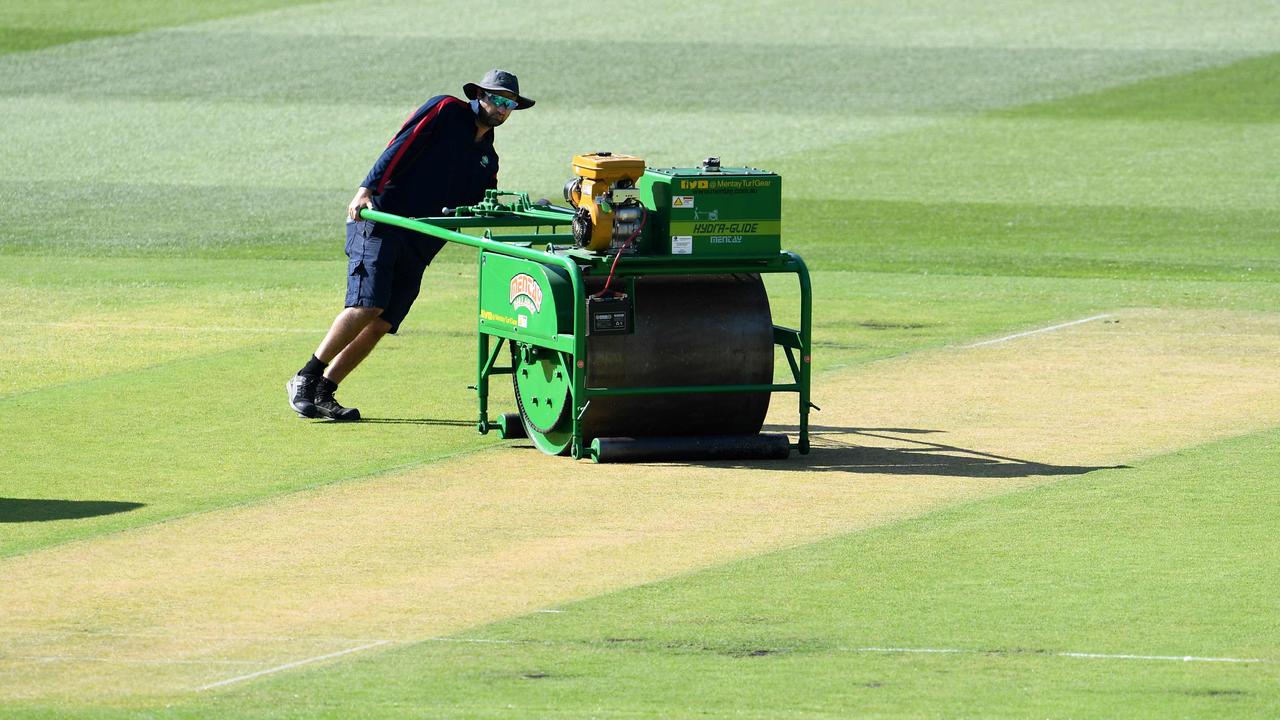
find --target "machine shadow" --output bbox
[732,424,1130,478]
[342,418,476,426]
[0,498,146,523]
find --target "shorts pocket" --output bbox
[345,220,374,256]
[345,220,379,276]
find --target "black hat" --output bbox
[463,69,535,110]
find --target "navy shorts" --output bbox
[344,219,446,333]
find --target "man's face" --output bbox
[477,91,516,128]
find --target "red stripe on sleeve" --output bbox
[376,97,464,194]
[386,110,418,148]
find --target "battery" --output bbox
[586,294,632,335]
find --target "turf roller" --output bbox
[360,153,813,461]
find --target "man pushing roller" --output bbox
[287,69,535,420]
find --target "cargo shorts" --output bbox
[344,219,447,334]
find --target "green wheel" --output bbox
[512,343,573,455]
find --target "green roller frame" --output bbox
[359,189,813,461]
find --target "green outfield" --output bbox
[2,1,1278,717]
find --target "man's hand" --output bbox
[348,187,374,221]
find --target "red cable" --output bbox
[595,207,646,297]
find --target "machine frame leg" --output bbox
[796,255,812,454]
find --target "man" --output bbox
[287,69,534,420]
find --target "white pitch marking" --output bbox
[848,646,1266,664]
[0,628,385,643]
[195,640,390,691]
[854,646,966,654]
[421,637,522,644]
[536,609,566,614]
[378,638,1272,664]
[1056,651,1263,663]
[8,655,261,666]
[964,314,1114,348]
[0,321,320,334]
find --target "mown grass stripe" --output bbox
[0,0,327,55]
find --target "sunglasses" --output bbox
[485,93,518,110]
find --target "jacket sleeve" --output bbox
[361,96,462,193]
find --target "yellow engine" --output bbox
[563,152,646,253]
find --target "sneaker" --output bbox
[286,374,320,418]
[314,378,361,422]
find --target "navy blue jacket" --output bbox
[361,95,499,218]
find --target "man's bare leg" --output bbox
[324,317,391,384]
[287,306,384,420]
[314,306,385,363]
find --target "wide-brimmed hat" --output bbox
[463,69,535,110]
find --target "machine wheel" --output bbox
[512,343,574,455]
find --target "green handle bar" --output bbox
[356,207,585,338]
[357,207,589,450]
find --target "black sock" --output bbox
[299,355,328,377]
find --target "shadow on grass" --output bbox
[479,424,1124,479]
[749,424,1129,478]
[0,498,145,523]
[332,417,476,426]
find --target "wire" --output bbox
[594,206,646,298]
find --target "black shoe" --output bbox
[286,374,320,418]
[314,378,361,421]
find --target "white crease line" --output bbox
[0,628,386,643]
[0,321,320,334]
[5,655,261,666]
[422,637,521,645]
[849,647,1266,664]
[196,640,390,691]
[422,639,1267,665]
[964,314,1114,348]
[1056,651,1262,663]
[420,639,1267,664]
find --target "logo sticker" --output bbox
[509,273,544,314]
[672,195,695,209]
[480,155,491,167]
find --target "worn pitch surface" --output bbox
[2,308,1278,702]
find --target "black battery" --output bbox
[586,294,632,335]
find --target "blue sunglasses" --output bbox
[485,93,518,110]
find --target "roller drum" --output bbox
[582,273,773,438]
[512,273,775,453]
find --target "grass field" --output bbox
[2,1,1278,717]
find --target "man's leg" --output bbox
[288,223,432,421]
[302,308,387,422]
[287,306,383,419]
[289,219,402,420]
[315,306,385,365]
[309,235,441,417]
[324,316,391,384]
